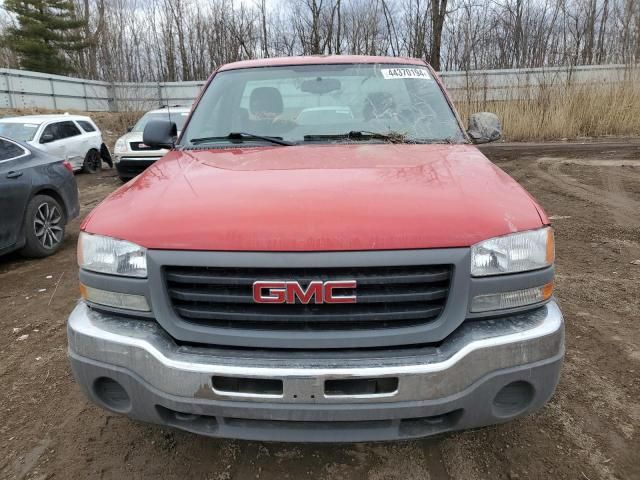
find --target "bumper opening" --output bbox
[325,377,399,396]
[157,405,219,433]
[155,405,463,439]
[399,409,464,436]
[212,376,283,397]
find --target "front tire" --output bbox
[82,149,102,174]
[19,195,67,258]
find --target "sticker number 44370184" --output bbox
[381,68,431,80]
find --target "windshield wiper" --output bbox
[190,132,295,146]
[303,131,412,144]
[414,137,461,144]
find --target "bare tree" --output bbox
[3,0,638,79]
[429,0,448,70]
[259,0,270,57]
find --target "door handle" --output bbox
[6,171,23,179]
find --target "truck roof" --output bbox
[218,55,428,72]
[146,106,191,115]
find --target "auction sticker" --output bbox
[381,68,431,80]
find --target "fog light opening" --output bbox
[93,377,131,413]
[492,381,535,418]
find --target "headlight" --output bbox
[471,227,554,276]
[78,232,147,277]
[114,138,127,153]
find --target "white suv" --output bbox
[113,106,190,182]
[0,114,111,173]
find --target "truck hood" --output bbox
[83,144,546,251]
[118,132,144,143]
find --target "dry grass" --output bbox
[456,73,640,141]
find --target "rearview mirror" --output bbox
[301,78,341,95]
[143,120,177,150]
[40,133,55,144]
[467,112,502,144]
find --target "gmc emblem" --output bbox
[252,280,357,304]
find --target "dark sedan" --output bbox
[0,136,80,257]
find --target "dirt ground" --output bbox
[1,143,639,480]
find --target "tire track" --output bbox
[603,164,632,227]
[533,157,640,227]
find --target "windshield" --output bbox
[133,110,189,133]
[0,121,41,141]
[181,63,465,146]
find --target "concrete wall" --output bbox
[0,64,635,113]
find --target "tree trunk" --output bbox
[430,0,448,70]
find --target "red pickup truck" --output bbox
[68,56,563,442]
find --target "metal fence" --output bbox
[0,64,636,113]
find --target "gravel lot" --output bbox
[1,144,639,480]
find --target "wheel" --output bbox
[19,195,67,258]
[82,149,102,173]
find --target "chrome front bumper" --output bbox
[67,301,564,441]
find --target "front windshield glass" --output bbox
[0,121,41,141]
[133,110,189,132]
[182,63,465,146]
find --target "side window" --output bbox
[77,120,96,132]
[0,138,27,161]
[40,121,81,143]
[59,121,81,138]
[40,123,63,143]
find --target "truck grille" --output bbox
[164,265,451,331]
[129,142,160,151]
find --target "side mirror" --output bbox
[143,120,177,150]
[126,126,133,133]
[467,112,502,144]
[40,133,55,144]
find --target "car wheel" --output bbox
[82,149,102,173]
[19,195,67,258]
